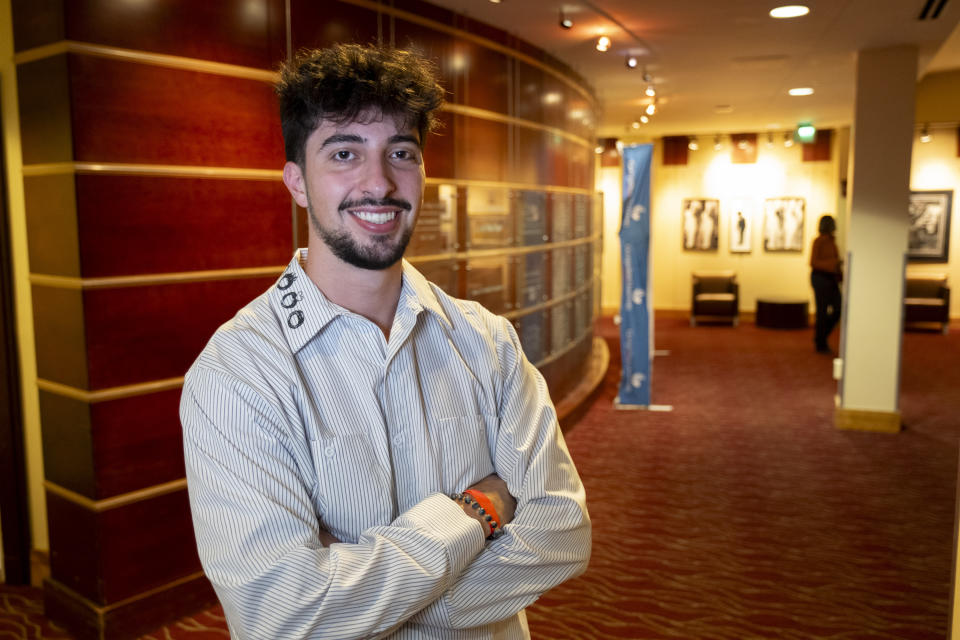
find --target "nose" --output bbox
[360,156,396,199]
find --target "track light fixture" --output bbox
[559,9,573,29]
[920,124,932,143]
[596,35,611,52]
[784,132,794,147]
[626,55,638,68]
[688,137,699,151]
[714,135,723,151]
[766,132,775,148]
[640,114,649,123]
[645,84,656,97]
[645,101,656,116]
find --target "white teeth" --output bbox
[353,210,397,224]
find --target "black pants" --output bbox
[811,271,841,350]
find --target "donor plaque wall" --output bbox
[407,186,602,404]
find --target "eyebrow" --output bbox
[318,133,421,149]
[319,134,364,149]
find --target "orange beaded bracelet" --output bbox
[451,490,505,539]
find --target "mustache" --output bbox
[339,197,412,212]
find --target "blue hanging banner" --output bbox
[617,144,653,406]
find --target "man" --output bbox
[180,43,591,639]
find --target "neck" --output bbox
[303,239,404,338]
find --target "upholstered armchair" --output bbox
[904,274,950,334]
[691,271,739,326]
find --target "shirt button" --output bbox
[393,434,404,446]
[324,446,335,457]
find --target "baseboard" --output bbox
[44,572,217,640]
[834,407,902,433]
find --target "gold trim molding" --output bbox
[37,376,185,403]
[31,266,285,291]
[45,478,187,512]
[442,104,592,149]
[23,162,282,180]
[14,40,277,81]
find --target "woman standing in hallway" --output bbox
[810,214,842,354]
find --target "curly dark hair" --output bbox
[276,44,445,167]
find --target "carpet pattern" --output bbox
[2,317,957,639]
[524,317,958,639]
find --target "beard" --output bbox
[307,197,415,271]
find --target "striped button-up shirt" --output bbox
[181,250,591,639]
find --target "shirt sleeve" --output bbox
[181,366,486,640]
[411,316,592,629]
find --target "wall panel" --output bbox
[394,18,459,103]
[68,55,283,167]
[456,115,508,182]
[41,389,185,500]
[75,175,290,277]
[23,173,80,276]
[46,489,200,604]
[17,55,73,164]
[82,277,276,389]
[290,0,380,51]
[62,0,286,68]
[459,39,509,115]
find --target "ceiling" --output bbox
[426,0,960,139]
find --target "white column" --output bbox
[836,45,917,432]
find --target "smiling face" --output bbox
[283,111,425,271]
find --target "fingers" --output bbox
[467,474,517,526]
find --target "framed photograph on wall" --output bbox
[763,197,805,251]
[908,190,952,262]
[728,198,753,253]
[682,198,719,251]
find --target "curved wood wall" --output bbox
[10,0,599,637]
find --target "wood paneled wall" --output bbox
[11,0,598,637]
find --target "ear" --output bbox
[282,161,310,209]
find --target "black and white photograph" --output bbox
[763,197,805,251]
[682,198,719,251]
[729,198,753,253]
[908,190,952,262]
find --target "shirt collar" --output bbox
[399,259,453,331]
[270,249,344,354]
[271,250,453,354]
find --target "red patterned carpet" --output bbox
[525,316,958,639]
[2,315,957,639]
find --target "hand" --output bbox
[318,526,340,547]
[464,474,517,529]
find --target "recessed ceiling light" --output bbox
[770,5,809,18]
[788,87,814,96]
